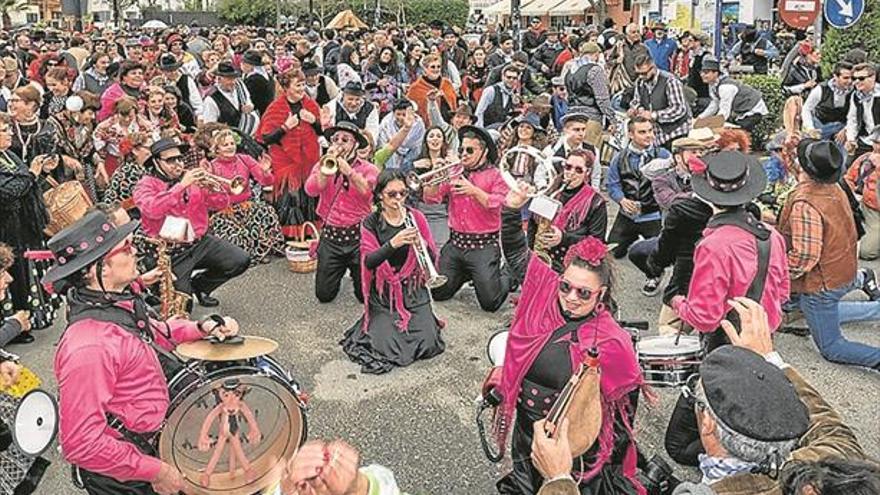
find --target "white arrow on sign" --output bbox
[836,0,854,17]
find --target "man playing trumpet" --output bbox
[133,138,251,308]
[305,122,378,303]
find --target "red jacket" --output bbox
[257,95,321,196]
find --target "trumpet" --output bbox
[405,161,463,192]
[320,153,347,176]
[199,173,246,195]
[400,204,447,289]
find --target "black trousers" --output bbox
[431,242,510,312]
[732,113,764,132]
[663,331,729,466]
[607,215,661,259]
[628,237,696,305]
[314,238,363,304]
[170,234,250,296]
[76,466,160,495]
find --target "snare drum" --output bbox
[160,355,308,495]
[636,335,702,387]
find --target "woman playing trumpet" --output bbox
[206,129,285,263]
[340,169,446,375]
[412,126,458,247]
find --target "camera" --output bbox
[638,455,680,495]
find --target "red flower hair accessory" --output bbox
[688,156,707,175]
[563,236,608,268]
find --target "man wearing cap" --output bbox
[305,122,377,303]
[47,210,241,494]
[543,113,602,189]
[629,129,715,312]
[697,56,768,131]
[565,41,616,132]
[241,49,275,116]
[422,125,512,312]
[779,139,880,370]
[644,23,677,73]
[133,138,251,307]
[376,98,425,171]
[802,61,853,141]
[303,60,338,108]
[668,150,789,359]
[669,298,865,494]
[154,53,204,122]
[323,82,380,144]
[475,64,522,128]
[532,30,565,79]
[441,28,467,72]
[549,76,568,132]
[629,52,692,149]
[203,61,259,134]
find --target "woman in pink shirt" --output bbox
[207,129,285,263]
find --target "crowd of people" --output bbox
[0,13,878,495]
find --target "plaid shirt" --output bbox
[631,70,691,146]
[787,201,823,280]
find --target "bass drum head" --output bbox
[159,364,306,495]
[13,389,58,457]
[486,330,509,366]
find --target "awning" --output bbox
[520,0,566,16]
[483,0,513,15]
[549,0,593,16]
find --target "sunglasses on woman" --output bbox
[564,164,586,174]
[385,190,408,199]
[557,278,596,301]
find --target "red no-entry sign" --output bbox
[779,0,821,29]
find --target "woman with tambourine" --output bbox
[340,169,446,375]
[488,236,645,494]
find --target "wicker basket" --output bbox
[286,222,320,273]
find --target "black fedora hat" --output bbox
[157,53,182,71]
[341,81,365,97]
[241,49,264,67]
[691,150,766,206]
[214,61,241,77]
[512,112,545,134]
[324,121,369,150]
[301,60,321,76]
[458,125,498,164]
[797,138,845,184]
[42,211,140,287]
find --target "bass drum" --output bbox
[160,356,307,495]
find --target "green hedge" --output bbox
[738,74,784,149]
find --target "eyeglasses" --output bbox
[564,164,586,174]
[459,146,479,155]
[427,64,441,70]
[854,75,873,81]
[105,238,134,260]
[384,190,408,199]
[504,74,519,80]
[331,134,355,145]
[162,155,184,164]
[557,278,596,301]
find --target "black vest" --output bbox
[552,142,597,174]
[483,83,514,127]
[336,101,373,129]
[637,72,690,138]
[315,77,332,107]
[209,89,242,127]
[687,51,710,97]
[854,91,880,138]
[618,147,660,214]
[816,84,851,125]
[176,76,192,110]
[740,39,769,74]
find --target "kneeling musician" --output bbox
[45,211,240,495]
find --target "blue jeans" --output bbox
[810,118,845,141]
[797,270,880,369]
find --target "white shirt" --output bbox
[846,84,880,145]
[802,80,849,131]
[202,82,253,124]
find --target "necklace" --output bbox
[14,118,40,159]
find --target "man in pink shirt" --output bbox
[305,122,379,303]
[43,210,240,494]
[134,138,251,308]
[422,125,512,312]
[663,150,790,468]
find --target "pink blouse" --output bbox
[423,167,509,234]
[209,153,274,204]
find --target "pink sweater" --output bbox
[53,303,204,482]
[209,153,274,205]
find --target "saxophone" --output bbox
[146,238,191,320]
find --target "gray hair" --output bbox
[696,381,798,465]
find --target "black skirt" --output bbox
[341,282,445,374]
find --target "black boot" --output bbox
[195,291,220,307]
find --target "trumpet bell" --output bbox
[320,156,338,176]
[228,177,246,195]
[426,274,448,289]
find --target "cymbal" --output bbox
[176,336,279,361]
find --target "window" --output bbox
[26,13,38,23]
[624,0,631,10]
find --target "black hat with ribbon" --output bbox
[458,125,498,164]
[692,150,766,206]
[214,61,241,78]
[797,138,845,184]
[157,53,182,71]
[41,211,139,287]
[323,121,369,150]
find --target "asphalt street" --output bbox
[11,243,880,494]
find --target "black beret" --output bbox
[701,347,809,442]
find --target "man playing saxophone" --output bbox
[133,138,251,309]
[502,149,608,284]
[304,122,378,303]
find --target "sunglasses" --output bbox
[557,279,596,301]
[162,155,184,164]
[854,75,873,81]
[105,238,134,260]
[331,134,355,145]
[385,190,408,199]
[459,146,479,155]
[564,164,586,174]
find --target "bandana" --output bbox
[698,454,758,484]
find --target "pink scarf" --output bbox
[554,184,597,231]
[495,256,645,492]
[359,207,442,332]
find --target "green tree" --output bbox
[821,1,880,75]
[305,0,468,27]
[0,0,27,30]
[217,0,280,26]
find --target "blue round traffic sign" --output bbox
[824,0,865,29]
